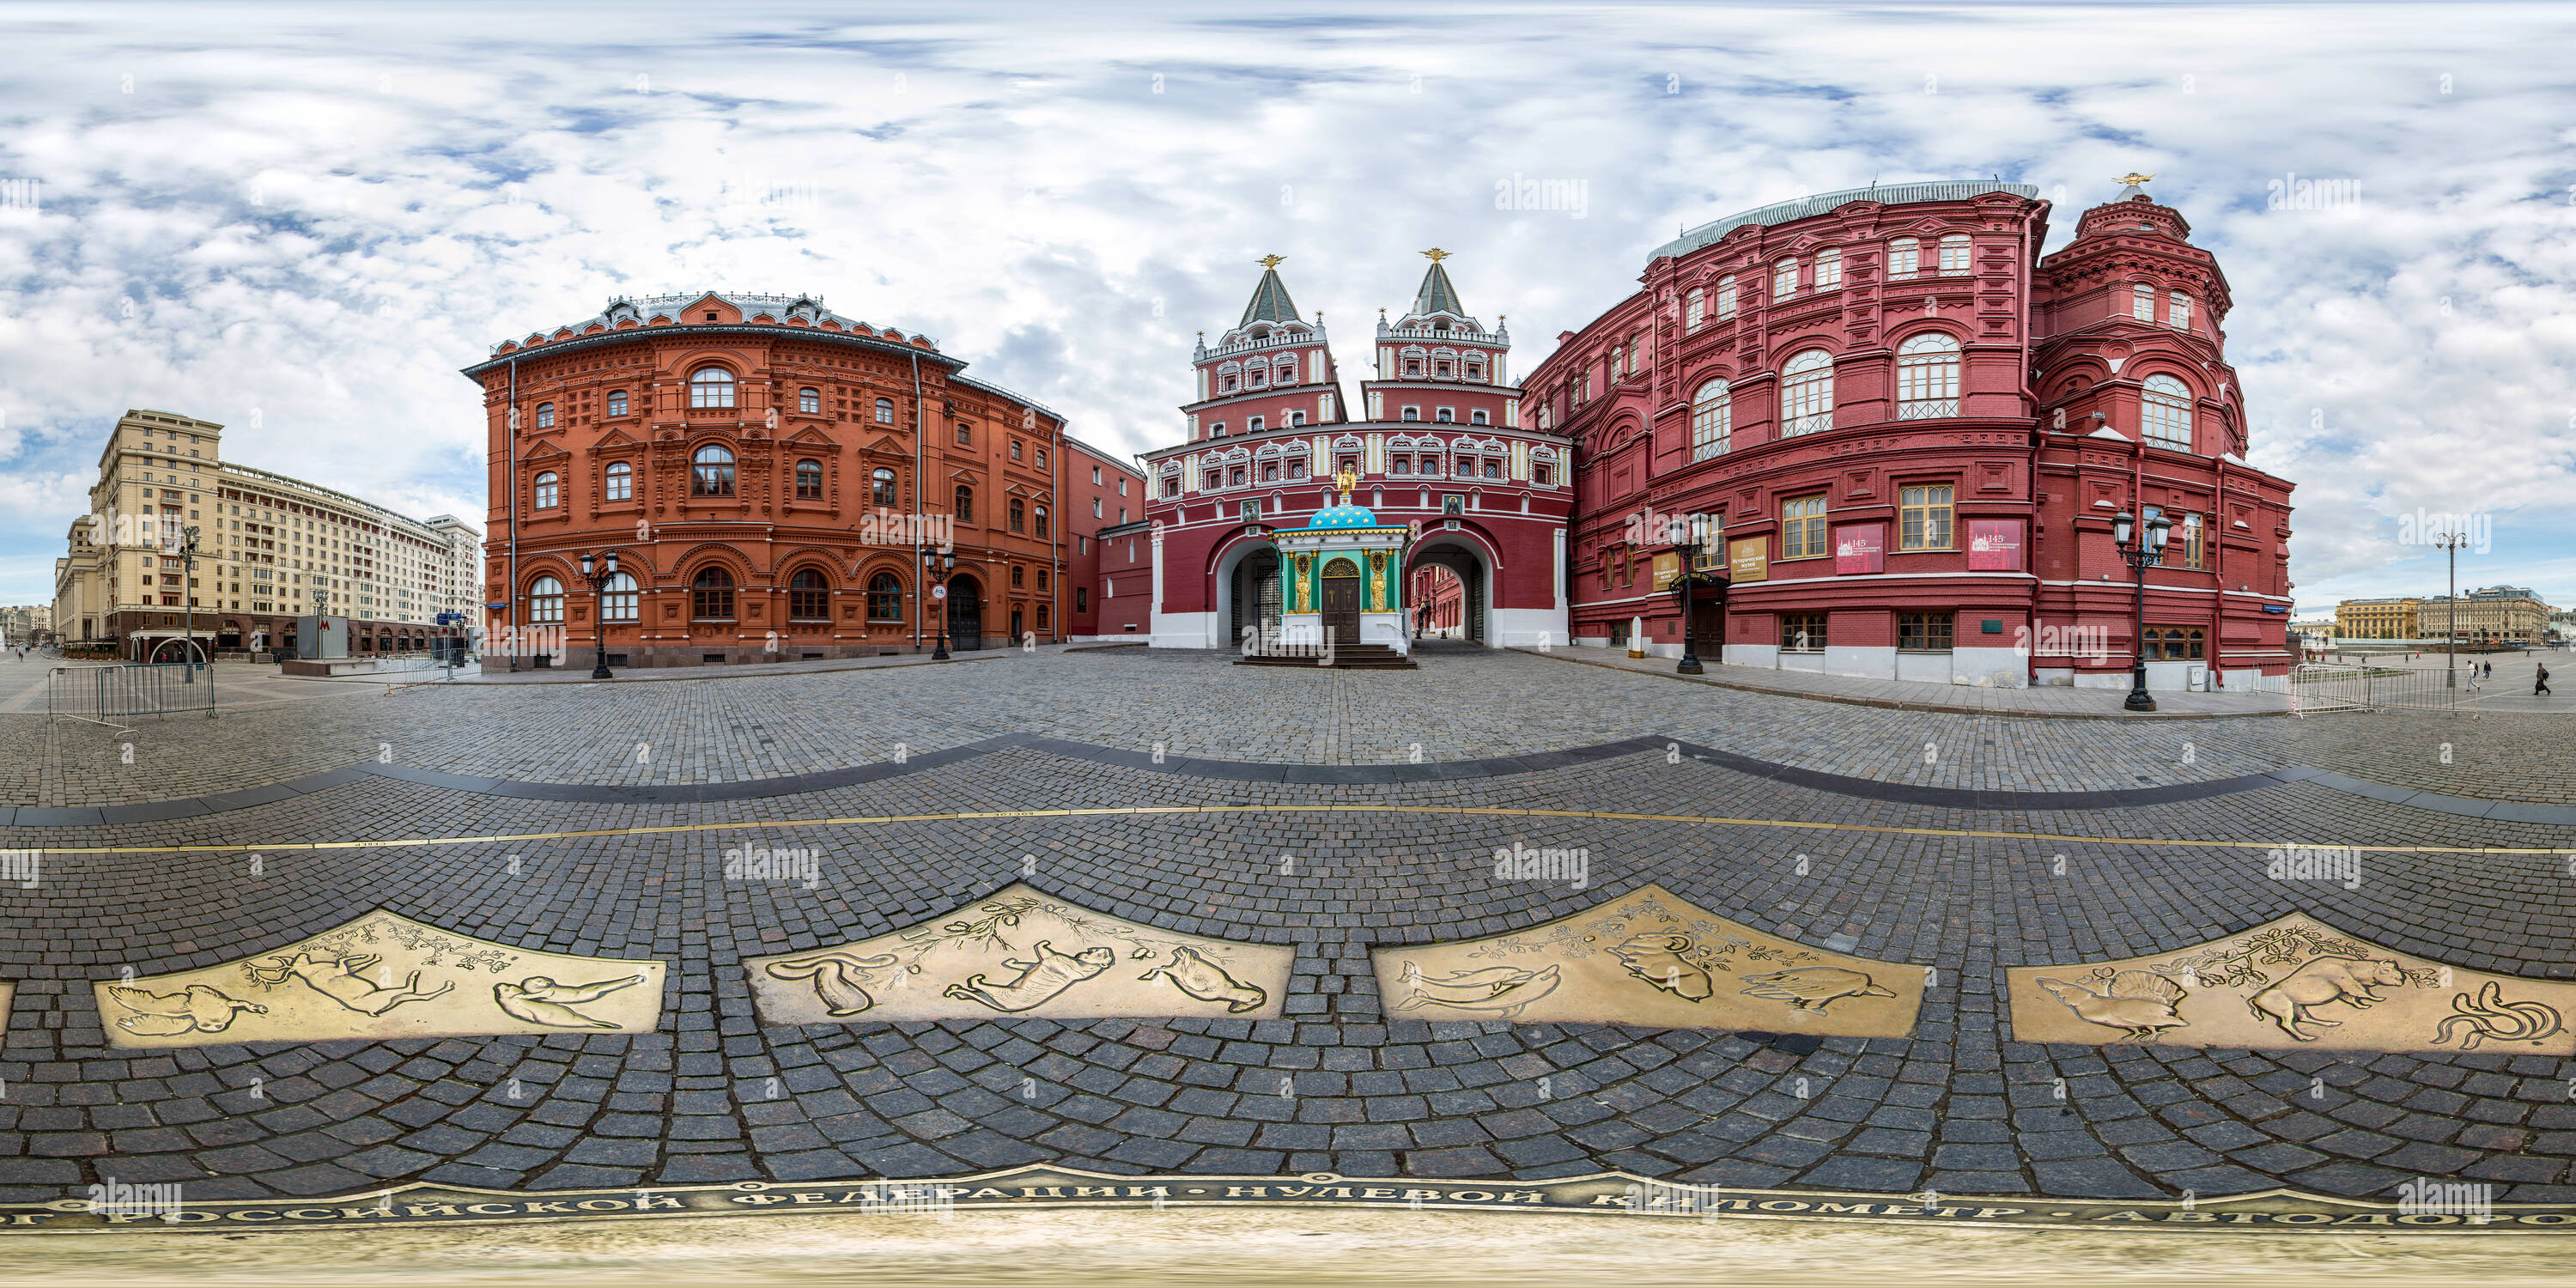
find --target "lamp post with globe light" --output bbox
[2113,508,2173,712]
[578,550,619,680]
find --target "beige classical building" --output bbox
[52,409,483,659]
[2333,597,2419,640]
[2420,586,2552,647]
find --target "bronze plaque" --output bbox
[745,884,1294,1024]
[94,910,664,1048]
[1371,884,1922,1038]
[2009,913,2576,1054]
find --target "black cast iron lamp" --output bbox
[923,548,957,660]
[1672,512,1712,677]
[2112,509,2172,711]
[580,550,619,680]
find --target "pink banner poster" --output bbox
[1834,524,1884,575]
[1967,519,2023,571]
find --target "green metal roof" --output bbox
[1239,267,1302,326]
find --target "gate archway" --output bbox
[1230,548,1282,644]
[1406,537,1490,645]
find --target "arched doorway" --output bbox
[1230,549,1282,644]
[1320,556,1363,647]
[1406,537,1489,645]
[945,574,984,650]
[149,637,205,665]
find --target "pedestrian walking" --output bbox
[2539,664,2554,697]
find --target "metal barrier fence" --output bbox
[47,663,216,728]
[2289,663,2460,714]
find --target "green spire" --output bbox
[1412,249,1464,318]
[1239,255,1302,326]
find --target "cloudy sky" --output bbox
[2,2,2571,615]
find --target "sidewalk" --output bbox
[311,641,1126,687]
[1522,646,2293,719]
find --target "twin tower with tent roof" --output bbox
[1139,252,1574,657]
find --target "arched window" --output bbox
[1685,287,1705,330]
[955,484,974,523]
[691,567,735,619]
[2132,283,2156,321]
[1691,380,1731,460]
[2142,374,2193,450]
[607,390,628,417]
[871,467,896,506]
[1033,505,1048,538]
[1715,275,1737,319]
[867,572,903,620]
[1896,332,1961,419]
[1289,410,1307,426]
[534,402,556,428]
[1780,349,1835,436]
[1814,246,1843,289]
[532,471,558,509]
[529,576,563,623]
[2167,291,2191,331]
[692,445,736,496]
[1772,258,1797,299]
[600,571,638,622]
[1009,498,1025,532]
[795,459,823,500]
[690,367,735,409]
[1938,234,1970,274]
[605,461,632,501]
[799,387,821,415]
[788,568,829,620]
[1887,238,1918,280]
[875,398,895,424]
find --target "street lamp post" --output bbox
[1669,513,1716,676]
[2432,529,2468,689]
[2112,508,2174,712]
[579,550,620,680]
[921,548,956,660]
[178,525,202,672]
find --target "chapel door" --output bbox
[1321,564,1362,647]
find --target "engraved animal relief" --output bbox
[741,886,1293,1024]
[1370,884,1921,1038]
[1610,933,1712,1000]
[249,950,454,1017]
[763,951,902,1017]
[494,974,650,1029]
[94,911,665,1048]
[1390,962,1562,1019]
[106,984,266,1036]
[1739,968,1896,1016]
[2008,914,2576,1056]
[2035,971,2190,1042]
[2435,982,2567,1052]
[2246,956,2406,1042]
[1140,945,1268,1013]
[944,942,1117,1013]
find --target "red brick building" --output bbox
[1410,565,1466,638]
[1532,179,2295,691]
[1063,437,1145,639]
[467,291,1138,667]
[1084,519,1153,640]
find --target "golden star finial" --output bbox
[2117,173,2155,187]
[1256,254,1285,270]
[1421,248,1449,263]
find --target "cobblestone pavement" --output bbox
[1541,646,2292,716]
[6,643,2575,811]
[3,740,2574,1207]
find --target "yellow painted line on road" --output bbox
[21,803,2573,857]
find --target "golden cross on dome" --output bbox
[2117,173,2155,187]
[1256,254,1285,269]
[1421,248,1450,263]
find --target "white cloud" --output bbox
[0,3,2570,614]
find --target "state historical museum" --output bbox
[1145,179,2297,693]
